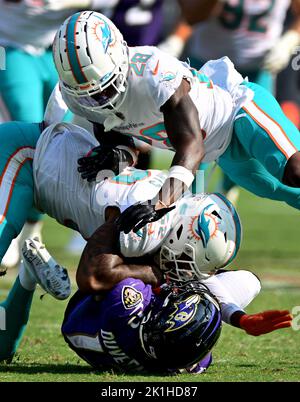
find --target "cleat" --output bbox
[21,237,71,300]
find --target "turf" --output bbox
[0,165,300,382]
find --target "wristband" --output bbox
[168,165,195,188]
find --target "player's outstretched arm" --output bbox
[117,79,205,234]
[76,208,161,293]
[230,310,293,336]
[159,79,205,205]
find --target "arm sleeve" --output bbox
[203,270,261,324]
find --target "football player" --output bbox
[14,222,292,374]
[0,120,291,366]
[0,0,119,268]
[51,11,300,234]
[180,0,300,204]
[0,120,240,362]
[59,205,292,374]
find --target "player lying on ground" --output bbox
[0,121,240,361]
[51,11,300,233]
[10,227,292,374]
[61,217,293,374]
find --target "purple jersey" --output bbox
[62,278,153,371]
[111,0,164,46]
[62,278,213,374]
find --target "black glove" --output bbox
[116,202,176,233]
[77,145,134,182]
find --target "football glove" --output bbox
[78,145,135,182]
[116,202,176,234]
[239,310,292,336]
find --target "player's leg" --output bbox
[217,69,274,206]
[0,122,41,263]
[0,48,44,121]
[234,82,300,186]
[0,122,41,360]
[0,172,36,361]
[0,238,71,362]
[0,51,45,268]
[218,144,300,211]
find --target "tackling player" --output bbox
[8,222,292,374]
[0,120,240,362]
[51,11,300,234]
[61,216,291,373]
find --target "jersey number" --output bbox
[130,53,152,76]
[219,0,275,33]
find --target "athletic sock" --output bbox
[19,261,36,291]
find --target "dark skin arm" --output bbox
[76,208,162,293]
[178,0,220,25]
[154,79,204,209]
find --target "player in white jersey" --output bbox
[0,119,242,362]
[182,0,298,78]
[180,0,300,206]
[32,124,290,343]
[0,0,117,268]
[59,198,292,374]
[51,11,300,235]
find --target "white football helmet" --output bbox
[53,11,129,111]
[160,193,242,282]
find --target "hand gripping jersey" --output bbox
[188,0,291,70]
[33,122,176,244]
[62,271,261,372]
[60,47,254,163]
[0,1,76,54]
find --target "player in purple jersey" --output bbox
[5,207,291,371]
[60,217,292,374]
[110,0,164,47]
[62,279,222,373]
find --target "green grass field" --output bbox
[0,162,300,382]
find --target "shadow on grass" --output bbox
[0,363,94,375]
[0,362,159,378]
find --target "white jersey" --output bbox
[60,46,254,162]
[188,0,291,70]
[0,1,75,54]
[33,122,176,244]
[33,123,261,319]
